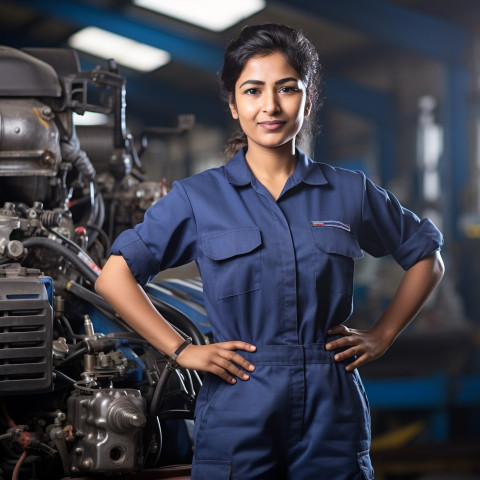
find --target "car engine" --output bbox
[0,46,205,479]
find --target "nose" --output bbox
[263,90,279,116]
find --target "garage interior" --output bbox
[0,0,480,479]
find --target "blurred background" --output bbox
[1,0,480,478]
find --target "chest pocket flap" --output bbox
[202,227,261,260]
[201,227,262,299]
[312,225,363,259]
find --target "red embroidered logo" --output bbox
[311,220,350,232]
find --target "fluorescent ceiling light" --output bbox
[134,0,266,32]
[73,112,109,126]
[68,27,171,72]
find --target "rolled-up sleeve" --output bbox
[358,174,443,270]
[110,181,197,284]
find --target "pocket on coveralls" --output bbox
[357,450,374,479]
[202,227,262,300]
[311,224,363,320]
[311,224,363,294]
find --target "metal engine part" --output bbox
[0,202,23,260]
[67,388,146,474]
[0,98,61,176]
[0,263,53,393]
[0,201,66,262]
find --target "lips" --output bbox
[258,120,286,131]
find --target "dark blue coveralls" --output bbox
[111,148,443,480]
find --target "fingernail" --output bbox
[230,378,237,384]
[242,374,250,380]
[249,345,256,351]
[334,354,340,361]
[248,364,255,371]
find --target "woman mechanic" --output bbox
[95,23,444,480]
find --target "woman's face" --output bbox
[229,51,310,153]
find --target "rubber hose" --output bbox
[86,223,111,255]
[158,409,195,421]
[55,346,87,367]
[67,282,199,347]
[151,416,163,467]
[12,450,27,480]
[46,228,97,266]
[143,365,171,462]
[146,293,205,347]
[87,192,106,247]
[22,237,98,285]
[67,281,115,315]
[144,416,162,468]
[95,190,106,229]
[52,369,76,385]
[24,238,205,344]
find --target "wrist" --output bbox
[169,337,192,367]
[371,321,398,348]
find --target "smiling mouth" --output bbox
[258,121,286,131]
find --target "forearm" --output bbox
[95,254,257,383]
[95,254,184,356]
[326,250,444,370]
[372,250,445,345]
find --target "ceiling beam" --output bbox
[13,0,224,72]
[273,0,468,66]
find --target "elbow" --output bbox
[94,254,135,298]
[94,262,113,297]
[94,271,106,296]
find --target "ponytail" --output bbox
[223,131,248,161]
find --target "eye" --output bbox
[244,88,260,95]
[279,86,299,93]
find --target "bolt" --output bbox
[7,240,24,259]
[40,151,56,168]
[56,411,67,422]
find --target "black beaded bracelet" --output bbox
[169,337,192,367]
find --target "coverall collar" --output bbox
[225,147,328,188]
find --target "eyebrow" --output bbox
[238,77,300,89]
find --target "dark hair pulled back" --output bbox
[220,23,322,158]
